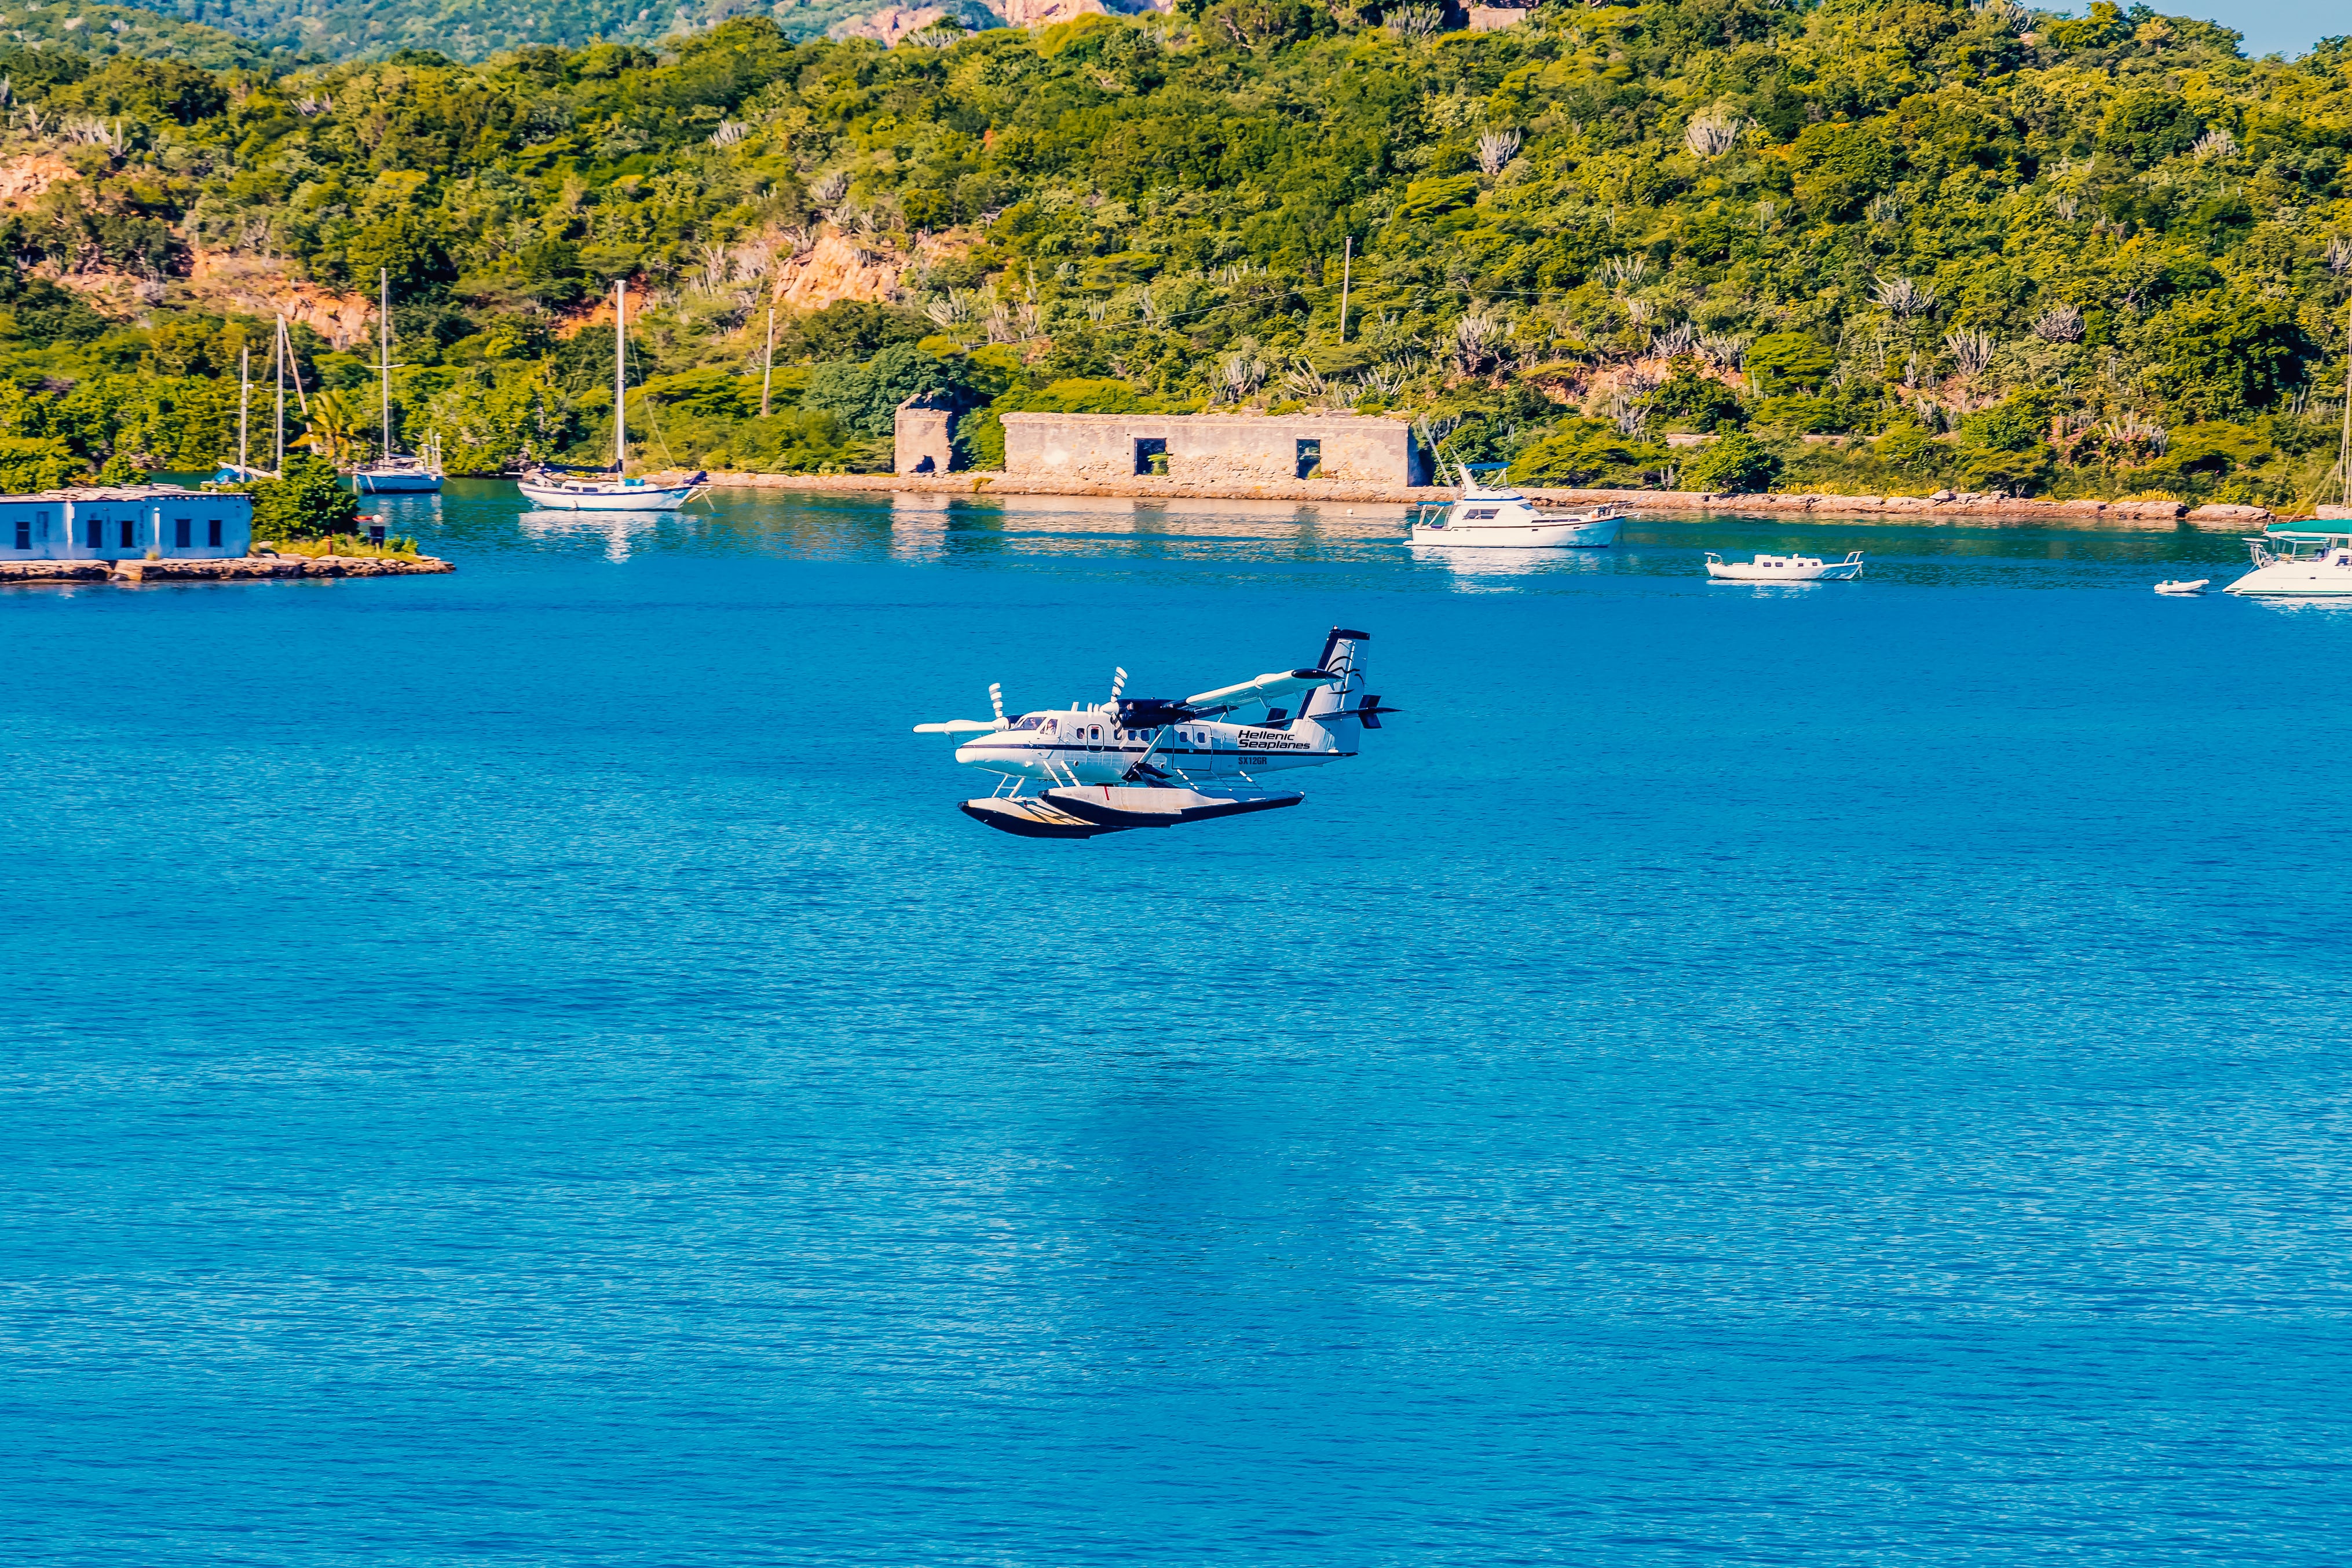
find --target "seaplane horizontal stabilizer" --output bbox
[1182,668,1341,713]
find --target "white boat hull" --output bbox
[2225,561,2352,595]
[517,480,701,512]
[1706,562,1864,581]
[352,468,443,494]
[1411,515,1623,548]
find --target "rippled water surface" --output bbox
[6,484,2350,1565]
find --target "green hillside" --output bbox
[0,1,292,68]
[3,2,2351,508]
[145,0,907,61]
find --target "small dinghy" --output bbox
[2153,578,2210,596]
[1704,549,1865,581]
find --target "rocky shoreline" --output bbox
[696,470,2298,528]
[1,554,456,585]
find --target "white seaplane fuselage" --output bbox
[954,710,1354,786]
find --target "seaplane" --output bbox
[913,628,1395,839]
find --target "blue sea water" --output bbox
[5,485,2350,1566]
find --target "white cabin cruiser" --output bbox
[517,280,707,512]
[1705,549,1865,581]
[1408,462,1626,548]
[2225,528,2352,596]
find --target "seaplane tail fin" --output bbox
[1289,628,1379,749]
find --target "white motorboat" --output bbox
[1407,461,1626,548]
[517,280,707,512]
[2225,528,2352,596]
[1705,549,1865,581]
[2153,578,2209,595]
[348,270,444,494]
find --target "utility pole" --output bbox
[761,302,777,419]
[1337,235,1352,345]
[2340,300,2351,508]
[237,345,250,475]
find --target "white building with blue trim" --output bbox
[1,486,253,563]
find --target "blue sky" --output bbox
[2166,1,2338,56]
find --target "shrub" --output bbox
[239,453,359,541]
[1505,419,1667,486]
[1681,431,1782,493]
[1647,368,1746,430]
[1746,333,1837,395]
[1754,394,1849,433]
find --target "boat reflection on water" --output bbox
[1409,541,1610,589]
[517,508,670,562]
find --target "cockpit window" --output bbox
[1011,716,1044,731]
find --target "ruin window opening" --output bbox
[1296,439,1322,479]
[1134,437,1168,476]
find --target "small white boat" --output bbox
[2153,578,2209,595]
[1705,549,1865,581]
[515,279,707,513]
[1408,462,1625,548]
[2225,529,2352,596]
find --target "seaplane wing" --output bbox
[1181,668,1340,716]
[912,718,999,735]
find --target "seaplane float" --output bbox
[913,628,1396,839]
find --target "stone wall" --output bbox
[998,413,1421,486]
[895,403,954,475]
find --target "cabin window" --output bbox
[1464,508,1500,520]
[12,519,25,551]
[208,518,222,547]
[174,518,191,548]
[1089,727,1100,740]
[1295,439,1321,479]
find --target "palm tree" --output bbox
[301,390,366,466]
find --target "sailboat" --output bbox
[209,345,269,483]
[212,320,306,483]
[517,280,706,512]
[349,269,444,494]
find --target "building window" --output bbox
[119,518,135,549]
[209,517,222,548]
[174,517,191,548]
[12,518,25,551]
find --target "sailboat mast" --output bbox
[379,268,394,463]
[273,316,286,474]
[237,346,250,475]
[614,280,628,474]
